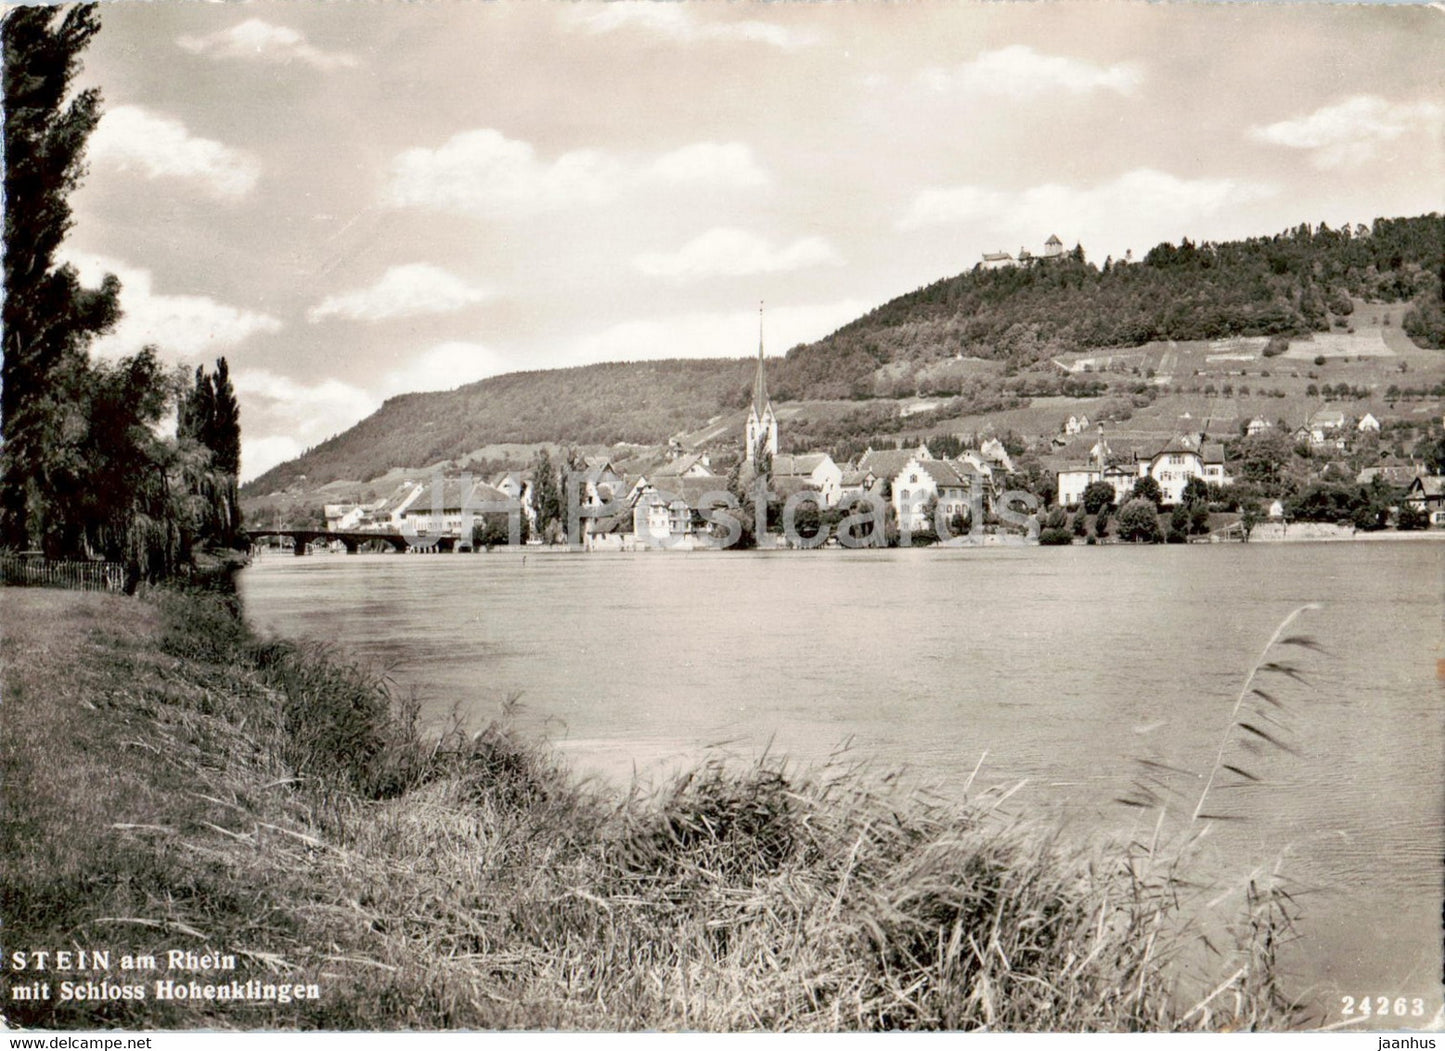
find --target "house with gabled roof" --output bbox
[655,452,716,480]
[772,453,843,508]
[890,457,977,533]
[1403,476,1445,525]
[400,477,512,542]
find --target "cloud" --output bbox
[384,129,622,217]
[1248,96,1443,169]
[634,228,843,282]
[88,105,260,198]
[646,142,768,187]
[384,130,768,216]
[565,299,872,365]
[566,5,817,49]
[307,264,491,323]
[241,435,306,484]
[918,46,1142,98]
[64,252,282,360]
[177,19,357,70]
[233,369,380,482]
[376,341,508,397]
[233,344,504,481]
[897,168,1277,248]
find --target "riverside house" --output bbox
[1402,476,1445,526]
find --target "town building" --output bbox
[772,453,843,508]
[1402,476,1445,525]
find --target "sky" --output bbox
[59,1,1445,482]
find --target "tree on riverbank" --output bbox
[0,6,241,582]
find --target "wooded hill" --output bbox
[244,214,1444,494]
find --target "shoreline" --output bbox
[0,584,1320,1032]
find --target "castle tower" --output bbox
[745,303,778,464]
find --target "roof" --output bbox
[1201,443,1226,465]
[914,460,973,490]
[857,448,920,479]
[1153,434,1201,458]
[982,252,1014,262]
[751,340,771,417]
[639,476,732,508]
[1310,409,1347,427]
[654,453,716,478]
[1357,464,1424,486]
[1046,234,1063,245]
[407,478,512,514]
[773,453,832,477]
[1409,476,1445,497]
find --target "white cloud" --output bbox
[565,299,871,364]
[177,19,357,70]
[384,130,769,217]
[897,169,1277,251]
[1248,96,1443,169]
[384,129,622,217]
[307,264,491,323]
[64,252,282,360]
[232,370,380,483]
[646,142,768,187]
[241,435,306,484]
[88,105,260,199]
[634,228,843,282]
[377,341,508,397]
[919,46,1142,98]
[566,5,817,49]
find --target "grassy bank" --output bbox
[1,585,1308,1031]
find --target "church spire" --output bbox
[751,300,770,417]
[745,301,778,464]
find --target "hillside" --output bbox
[244,214,1444,499]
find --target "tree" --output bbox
[177,358,242,545]
[1396,504,1429,531]
[1071,508,1087,537]
[1,5,120,550]
[1239,502,1261,541]
[1082,481,1115,515]
[1181,476,1211,508]
[1129,476,1163,508]
[1093,507,1112,540]
[530,449,562,539]
[1117,498,1164,543]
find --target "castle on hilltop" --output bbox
[981,234,1068,270]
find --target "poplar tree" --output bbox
[1,4,120,550]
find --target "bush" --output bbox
[1038,527,1074,546]
[1130,476,1163,508]
[1082,481,1115,515]
[1397,504,1429,531]
[1116,498,1164,543]
[1313,355,1327,366]
[1262,336,1289,358]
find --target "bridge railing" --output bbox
[0,554,126,593]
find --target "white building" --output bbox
[772,453,844,508]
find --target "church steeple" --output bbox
[751,303,771,418]
[745,301,778,464]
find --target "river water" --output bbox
[239,541,1444,1022]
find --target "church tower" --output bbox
[744,303,778,464]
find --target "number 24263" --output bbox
[1341,996,1427,1018]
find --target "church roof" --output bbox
[751,348,771,417]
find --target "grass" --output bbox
[2,585,1317,1031]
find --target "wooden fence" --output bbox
[0,554,126,593]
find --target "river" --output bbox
[239,540,1444,1023]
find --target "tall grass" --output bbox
[2,587,1320,1031]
